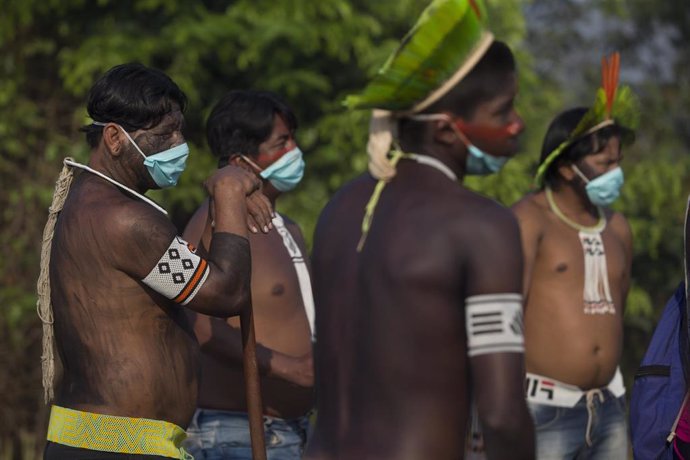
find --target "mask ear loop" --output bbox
[93,121,147,159]
[238,154,264,174]
[409,113,475,150]
[571,164,591,183]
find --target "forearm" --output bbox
[201,319,272,374]
[212,189,249,238]
[201,319,311,385]
[471,351,534,459]
[482,407,535,460]
[204,232,251,317]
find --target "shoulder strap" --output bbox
[272,214,316,342]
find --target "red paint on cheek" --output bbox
[455,120,523,143]
[256,147,286,165]
[255,139,296,166]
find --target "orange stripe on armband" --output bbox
[173,259,208,304]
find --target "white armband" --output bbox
[142,236,209,305]
[466,293,524,357]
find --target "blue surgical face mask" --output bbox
[408,113,509,176]
[572,165,624,206]
[257,147,305,192]
[94,122,189,188]
[466,144,509,176]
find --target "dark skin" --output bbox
[49,107,274,428]
[512,136,632,389]
[184,114,314,419]
[305,72,535,460]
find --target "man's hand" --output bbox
[246,189,274,234]
[204,165,273,234]
[271,351,314,388]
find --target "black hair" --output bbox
[539,107,626,189]
[424,40,516,118]
[81,63,187,148]
[206,90,297,166]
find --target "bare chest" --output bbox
[536,223,627,285]
[247,230,305,310]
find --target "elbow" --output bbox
[230,284,252,316]
[215,275,251,318]
[481,411,522,437]
[479,401,534,444]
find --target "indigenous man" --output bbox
[183,90,315,460]
[37,63,274,459]
[511,53,638,459]
[304,1,534,459]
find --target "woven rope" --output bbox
[36,158,75,402]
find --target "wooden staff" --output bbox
[240,303,267,460]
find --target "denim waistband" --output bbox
[190,407,312,428]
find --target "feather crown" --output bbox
[535,52,640,187]
[344,0,493,113]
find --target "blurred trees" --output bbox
[1,0,689,457]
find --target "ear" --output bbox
[557,163,576,182]
[228,155,243,166]
[231,154,258,173]
[102,124,124,157]
[431,118,460,147]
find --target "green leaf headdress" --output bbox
[344,0,494,182]
[345,0,493,113]
[534,52,640,187]
[346,0,494,251]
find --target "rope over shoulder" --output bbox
[36,157,76,403]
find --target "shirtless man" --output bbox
[183,90,314,460]
[41,63,273,459]
[512,94,636,456]
[304,2,534,458]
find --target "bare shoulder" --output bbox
[96,196,178,275]
[458,192,524,295]
[451,191,521,246]
[280,213,307,245]
[322,174,374,212]
[280,213,301,232]
[105,197,176,243]
[511,191,548,222]
[606,209,633,242]
[510,191,550,241]
[315,174,374,232]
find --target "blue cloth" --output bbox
[529,392,628,459]
[184,409,309,460]
[630,283,688,460]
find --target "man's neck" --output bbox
[88,149,148,193]
[548,182,600,222]
[398,138,467,181]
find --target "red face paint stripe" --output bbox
[455,120,522,142]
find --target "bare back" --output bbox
[50,173,199,427]
[513,191,632,389]
[307,161,532,459]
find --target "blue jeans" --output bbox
[529,391,628,459]
[184,409,309,460]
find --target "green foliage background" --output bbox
[1,0,689,456]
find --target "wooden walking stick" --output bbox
[240,303,267,460]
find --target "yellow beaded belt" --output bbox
[47,405,193,459]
